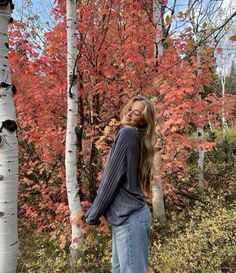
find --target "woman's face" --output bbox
[122,100,146,128]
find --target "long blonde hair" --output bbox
[121,96,156,192]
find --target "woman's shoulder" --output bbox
[117,127,140,142]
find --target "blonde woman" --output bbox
[85,95,156,273]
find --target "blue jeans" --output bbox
[111,204,151,273]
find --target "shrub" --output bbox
[17,231,69,273]
[17,225,112,273]
[149,197,236,273]
[76,228,112,273]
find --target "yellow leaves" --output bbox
[186,37,195,50]
[96,118,119,152]
[103,126,109,136]
[108,118,117,127]
[178,11,184,18]
[178,9,190,19]
[165,15,172,26]
[163,36,172,48]
[202,22,208,28]
[104,118,117,135]
[149,198,236,273]
[185,9,190,17]
[185,26,192,33]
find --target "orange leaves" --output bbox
[59,234,67,249]
[70,212,83,225]
[10,0,236,244]
[197,141,215,151]
[153,37,226,190]
[178,9,190,19]
[229,35,236,41]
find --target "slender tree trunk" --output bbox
[153,0,163,60]
[152,147,166,222]
[0,2,19,273]
[77,81,85,201]
[65,0,83,262]
[197,127,205,186]
[88,94,100,202]
[152,0,166,222]
[189,0,205,187]
[220,76,229,136]
[196,39,205,187]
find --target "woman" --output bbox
[85,95,156,273]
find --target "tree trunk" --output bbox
[153,0,163,60]
[88,94,100,202]
[220,76,229,136]
[152,0,166,222]
[77,87,85,201]
[65,0,83,262]
[152,151,166,222]
[197,127,205,187]
[0,2,19,273]
[196,33,205,187]
[189,0,205,188]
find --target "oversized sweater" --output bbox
[85,126,146,226]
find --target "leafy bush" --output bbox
[149,197,236,273]
[76,228,112,273]
[17,225,111,273]
[18,196,236,273]
[17,231,69,273]
[17,130,236,273]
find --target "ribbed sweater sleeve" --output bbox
[85,129,128,223]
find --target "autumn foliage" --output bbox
[8,0,236,243]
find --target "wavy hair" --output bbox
[121,96,156,192]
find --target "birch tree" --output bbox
[152,0,166,222]
[217,55,231,135]
[188,0,210,187]
[65,0,83,262]
[188,0,236,186]
[214,3,236,135]
[0,1,19,273]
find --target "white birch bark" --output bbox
[197,126,205,186]
[153,0,163,59]
[0,2,19,273]
[220,76,229,136]
[196,43,205,187]
[65,0,83,262]
[217,52,231,136]
[152,0,166,222]
[152,148,166,222]
[189,1,205,187]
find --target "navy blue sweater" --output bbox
[85,127,146,226]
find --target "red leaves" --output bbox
[9,0,236,243]
[216,47,222,54]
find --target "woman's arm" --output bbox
[85,133,128,224]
